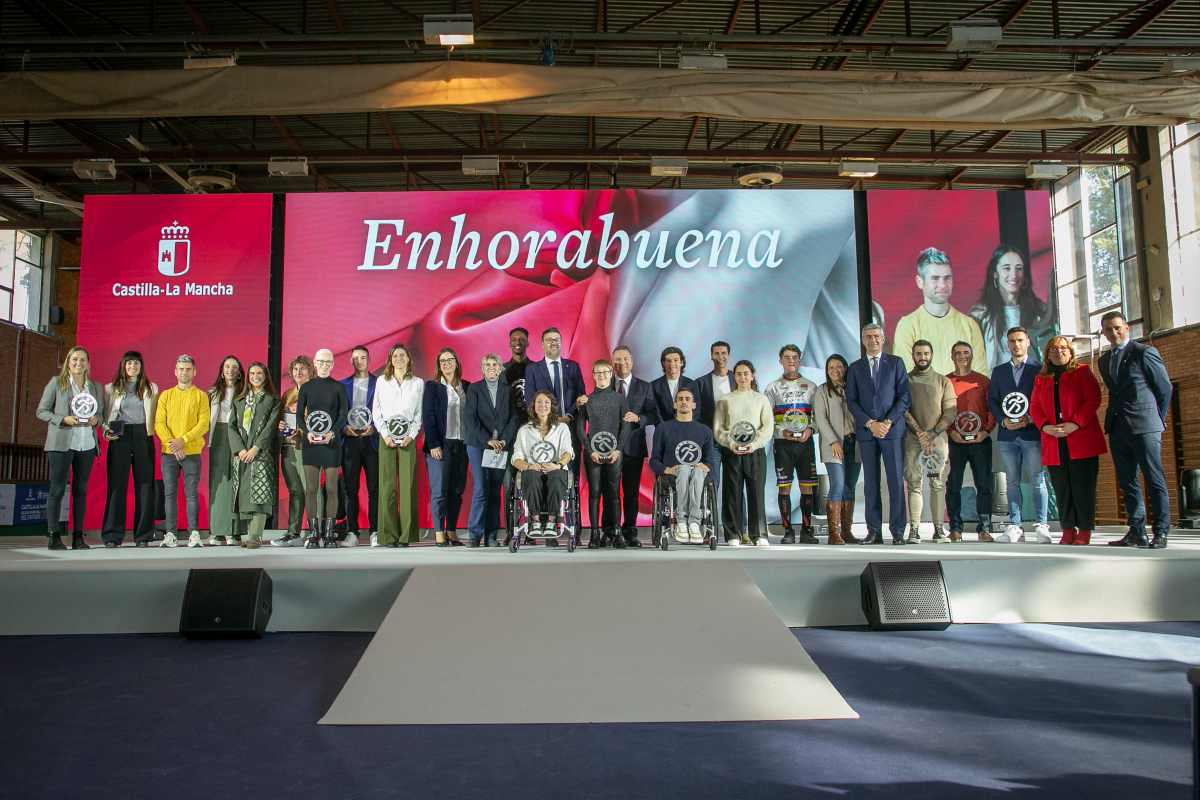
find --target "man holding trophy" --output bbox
[763,344,820,544]
[901,340,958,543]
[339,345,378,546]
[946,340,995,542]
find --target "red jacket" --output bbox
[1030,365,1108,466]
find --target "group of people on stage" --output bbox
[37,308,1173,552]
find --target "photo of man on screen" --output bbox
[891,247,988,376]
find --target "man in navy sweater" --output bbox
[986,326,1050,543]
[845,323,911,545]
[650,387,719,544]
[1099,311,1173,548]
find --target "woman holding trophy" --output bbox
[297,348,348,548]
[273,355,313,548]
[100,351,159,547]
[372,343,425,547]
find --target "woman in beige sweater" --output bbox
[813,354,860,544]
[714,360,775,547]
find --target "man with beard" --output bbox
[892,248,988,376]
[902,340,958,543]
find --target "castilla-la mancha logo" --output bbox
[158,221,191,277]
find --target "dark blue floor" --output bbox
[1,622,1196,799]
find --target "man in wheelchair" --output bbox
[650,388,719,544]
[512,390,575,545]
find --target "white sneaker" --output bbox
[687,521,703,543]
[673,522,689,543]
[343,532,359,547]
[727,537,741,548]
[369,532,380,548]
[995,524,1020,543]
[272,533,301,547]
[1029,523,1052,543]
[207,535,222,547]
[755,536,771,548]
[188,531,203,548]
[161,531,178,548]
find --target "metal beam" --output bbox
[480,0,537,29]
[725,0,747,34]
[619,0,690,34]
[770,0,848,35]
[1081,0,1180,71]
[956,0,1034,70]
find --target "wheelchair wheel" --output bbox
[566,532,576,553]
[659,532,670,551]
[707,534,718,551]
[651,477,671,550]
[509,532,520,552]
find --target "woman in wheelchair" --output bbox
[512,390,575,541]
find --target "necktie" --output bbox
[870,357,879,383]
[1111,348,1122,379]
[552,361,562,411]
[619,379,628,398]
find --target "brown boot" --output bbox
[840,500,859,544]
[826,501,845,545]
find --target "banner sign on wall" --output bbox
[76,194,274,529]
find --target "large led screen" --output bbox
[282,189,862,527]
[76,194,274,528]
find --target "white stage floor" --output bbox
[2,526,1198,635]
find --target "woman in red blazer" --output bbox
[1030,335,1108,545]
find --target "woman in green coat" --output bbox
[229,362,280,548]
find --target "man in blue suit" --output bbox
[612,345,657,547]
[524,326,586,479]
[1099,311,1174,548]
[466,354,519,547]
[339,345,378,545]
[845,323,911,545]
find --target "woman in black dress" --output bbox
[297,348,347,548]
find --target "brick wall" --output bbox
[50,236,81,349]
[0,322,63,446]
[1085,324,1200,526]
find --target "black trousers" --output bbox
[946,440,993,532]
[620,455,646,536]
[585,453,622,531]
[521,468,569,517]
[341,436,379,532]
[721,447,766,540]
[46,449,96,535]
[101,426,156,543]
[1047,456,1099,531]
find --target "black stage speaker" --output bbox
[180,568,273,638]
[860,561,951,631]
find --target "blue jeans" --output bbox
[995,439,1048,525]
[1110,429,1170,535]
[161,453,201,532]
[823,436,861,502]
[467,445,505,543]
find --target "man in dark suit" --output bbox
[846,323,912,545]
[612,345,657,547]
[339,345,378,545]
[465,354,519,547]
[694,340,733,429]
[524,326,586,481]
[650,346,697,424]
[1099,311,1173,548]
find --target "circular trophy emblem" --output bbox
[280,412,297,438]
[530,440,557,464]
[512,378,526,407]
[954,411,982,442]
[384,415,412,440]
[306,410,333,436]
[782,409,810,435]
[730,420,757,446]
[347,406,372,431]
[674,440,702,465]
[919,449,946,476]
[589,430,618,455]
[69,392,98,419]
[1001,392,1030,421]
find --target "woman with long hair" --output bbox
[372,343,424,547]
[100,351,158,547]
[512,390,575,543]
[205,355,245,545]
[1030,335,1107,546]
[36,346,105,550]
[812,354,861,545]
[422,347,468,546]
[272,355,313,547]
[229,362,280,549]
[970,244,1054,370]
[298,348,349,548]
[713,360,773,547]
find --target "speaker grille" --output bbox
[875,562,949,622]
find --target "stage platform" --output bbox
[3,526,1198,636]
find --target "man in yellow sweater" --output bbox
[891,247,988,376]
[154,354,210,548]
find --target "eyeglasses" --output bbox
[314,359,333,365]
[593,369,613,376]
[438,357,457,363]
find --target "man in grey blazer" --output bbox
[1099,311,1173,548]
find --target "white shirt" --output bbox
[545,358,564,408]
[443,379,464,441]
[351,376,369,410]
[513,422,575,465]
[712,373,732,403]
[371,375,424,439]
[219,386,234,423]
[667,377,679,400]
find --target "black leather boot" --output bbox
[304,520,321,549]
[587,528,601,549]
[323,519,340,548]
[611,528,626,549]
[70,532,90,550]
[778,495,796,544]
[48,532,67,550]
